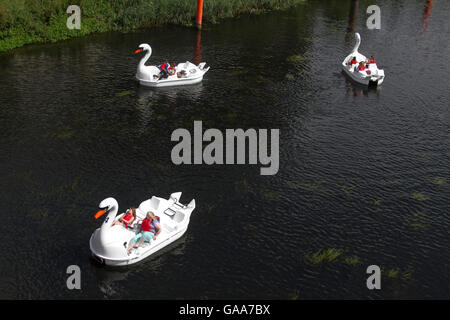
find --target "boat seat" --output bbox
[164,201,185,218]
[139,197,160,214]
[162,223,175,233]
[135,208,146,220]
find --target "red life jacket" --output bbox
[168,66,176,75]
[369,59,375,64]
[359,65,366,71]
[141,217,160,233]
[351,60,358,65]
[122,212,133,229]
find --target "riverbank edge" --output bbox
[0,0,307,53]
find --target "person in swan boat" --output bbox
[127,211,161,255]
[348,57,358,65]
[357,62,366,72]
[111,208,136,229]
[366,56,375,64]
[168,63,177,76]
[153,60,170,80]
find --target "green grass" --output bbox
[0,0,307,52]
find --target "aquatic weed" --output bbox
[285,73,295,81]
[432,178,446,186]
[286,55,307,64]
[115,91,133,97]
[340,185,355,195]
[386,268,400,278]
[411,192,429,201]
[404,211,428,230]
[343,256,360,265]
[304,248,343,264]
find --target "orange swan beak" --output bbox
[94,209,106,219]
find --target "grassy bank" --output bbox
[0,0,306,52]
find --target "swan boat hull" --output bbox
[89,192,195,266]
[342,33,385,86]
[136,60,210,88]
[137,74,206,87]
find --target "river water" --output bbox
[0,0,449,299]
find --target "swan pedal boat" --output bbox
[135,43,210,87]
[342,33,385,86]
[89,192,195,266]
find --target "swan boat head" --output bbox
[135,43,152,56]
[135,43,161,81]
[91,197,130,258]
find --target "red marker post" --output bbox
[196,0,204,30]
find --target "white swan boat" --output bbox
[135,43,210,87]
[89,192,196,266]
[342,33,385,86]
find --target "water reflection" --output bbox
[344,78,381,97]
[194,30,202,65]
[346,0,359,41]
[94,234,188,297]
[422,0,433,33]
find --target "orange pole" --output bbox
[196,0,203,30]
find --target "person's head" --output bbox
[352,57,356,61]
[171,63,176,67]
[370,55,374,59]
[146,211,156,220]
[359,62,364,66]
[129,208,136,217]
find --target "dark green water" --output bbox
[0,0,449,299]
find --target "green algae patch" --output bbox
[285,73,295,81]
[287,180,325,192]
[286,55,307,64]
[290,291,300,300]
[401,267,414,281]
[115,91,133,97]
[373,199,382,206]
[432,178,446,186]
[340,185,355,195]
[386,268,400,278]
[304,248,343,265]
[405,211,428,230]
[411,192,429,201]
[343,256,360,265]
